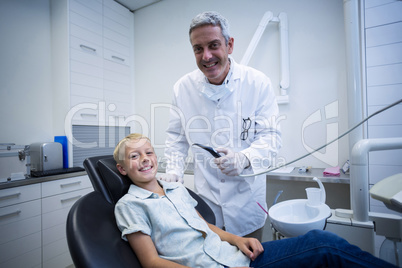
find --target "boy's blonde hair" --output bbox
[113,133,151,165]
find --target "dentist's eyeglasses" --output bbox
[240,117,251,140]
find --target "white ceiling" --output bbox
[114,0,162,12]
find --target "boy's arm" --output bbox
[196,210,264,261]
[127,231,188,268]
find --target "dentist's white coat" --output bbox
[164,59,282,236]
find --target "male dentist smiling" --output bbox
[159,11,282,240]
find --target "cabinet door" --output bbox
[103,0,132,66]
[0,183,41,208]
[41,175,92,197]
[41,175,93,268]
[0,233,42,268]
[0,184,42,267]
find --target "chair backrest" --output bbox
[67,155,215,268]
[67,191,141,268]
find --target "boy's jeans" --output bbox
[250,230,396,268]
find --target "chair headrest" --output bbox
[97,157,133,204]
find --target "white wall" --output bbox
[0,0,54,145]
[133,0,349,168]
[0,0,349,169]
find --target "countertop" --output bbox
[0,171,88,190]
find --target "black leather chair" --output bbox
[66,155,215,268]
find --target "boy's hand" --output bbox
[157,173,183,183]
[234,237,264,261]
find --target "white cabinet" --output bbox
[41,176,93,268]
[0,175,93,268]
[0,184,42,268]
[51,0,135,127]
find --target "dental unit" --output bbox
[239,6,401,264]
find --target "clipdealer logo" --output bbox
[301,100,339,166]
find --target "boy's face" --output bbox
[116,139,158,185]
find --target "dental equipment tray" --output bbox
[370,173,402,212]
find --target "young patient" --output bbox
[113,133,396,268]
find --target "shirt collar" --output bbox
[128,180,180,200]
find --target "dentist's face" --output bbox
[190,25,234,85]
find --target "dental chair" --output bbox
[66,155,215,268]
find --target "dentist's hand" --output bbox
[214,148,250,176]
[156,173,183,183]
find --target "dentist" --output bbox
[159,11,282,240]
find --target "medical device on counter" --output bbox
[0,143,30,183]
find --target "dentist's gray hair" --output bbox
[189,11,231,45]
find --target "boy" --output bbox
[114,133,396,268]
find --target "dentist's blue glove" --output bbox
[214,148,250,176]
[157,173,184,183]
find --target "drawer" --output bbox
[70,35,102,58]
[70,83,104,100]
[70,23,103,48]
[0,244,41,268]
[43,221,66,246]
[0,231,41,263]
[70,44,103,66]
[103,64,131,85]
[70,59,103,79]
[104,27,130,48]
[103,48,130,66]
[106,100,133,118]
[103,57,131,75]
[42,189,93,230]
[103,79,131,95]
[42,236,69,264]
[0,184,41,208]
[41,175,91,197]
[42,187,92,214]
[70,0,102,25]
[0,199,41,227]
[69,8,102,36]
[43,251,73,268]
[103,0,131,27]
[0,215,41,244]
[69,96,104,125]
[103,13,130,37]
[71,71,103,89]
[104,39,130,57]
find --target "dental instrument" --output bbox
[192,143,221,158]
[240,98,402,177]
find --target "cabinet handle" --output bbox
[80,113,97,117]
[0,192,21,201]
[61,195,82,203]
[60,181,81,188]
[112,55,125,62]
[80,44,96,52]
[0,210,21,219]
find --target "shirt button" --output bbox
[221,179,225,183]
